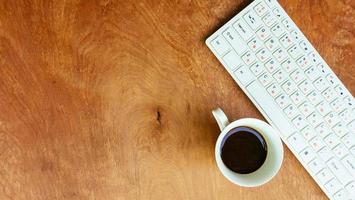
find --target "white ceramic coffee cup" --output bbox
[212,108,284,187]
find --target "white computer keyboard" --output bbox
[206,0,355,199]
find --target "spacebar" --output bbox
[246,81,295,137]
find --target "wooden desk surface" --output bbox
[0,0,354,199]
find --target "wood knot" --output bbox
[156,107,161,125]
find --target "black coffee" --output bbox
[220,127,267,174]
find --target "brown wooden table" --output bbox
[0,0,354,199]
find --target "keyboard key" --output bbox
[288,133,307,152]
[282,18,292,30]
[299,40,310,53]
[324,134,340,149]
[275,93,291,108]
[342,155,355,177]
[308,158,325,173]
[242,51,256,65]
[325,179,342,195]
[347,120,355,132]
[314,77,329,91]
[327,158,353,185]
[333,144,349,159]
[233,20,254,41]
[282,80,297,94]
[342,133,355,148]
[330,99,346,113]
[314,77,329,92]
[248,37,263,51]
[262,13,277,27]
[290,30,301,41]
[344,99,354,110]
[300,147,316,163]
[292,115,308,130]
[233,66,254,85]
[256,26,271,41]
[297,56,311,69]
[223,50,243,70]
[273,48,288,62]
[317,63,331,75]
[290,69,305,83]
[267,83,282,97]
[259,72,273,86]
[299,101,315,116]
[290,90,305,105]
[265,37,279,51]
[343,96,354,108]
[244,10,263,30]
[301,126,316,140]
[326,74,339,86]
[317,168,334,184]
[250,62,265,76]
[299,80,314,95]
[254,2,268,16]
[333,189,349,200]
[308,51,321,65]
[307,90,323,105]
[307,112,323,126]
[316,102,332,116]
[325,112,341,127]
[264,0,277,8]
[316,123,332,138]
[288,44,302,59]
[256,48,271,62]
[345,182,355,196]
[273,69,288,83]
[272,7,283,19]
[211,36,230,55]
[282,59,297,73]
[318,146,334,162]
[223,28,248,55]
[284,104,299,119]
[270,23,284,37]
[322,88,337,102]
[279,33,293,48]
[332,123,349,138]
[310,137,326,152]
[334,85,347,98]
[340,97,352,112]
[339,109,353,123]
[305,66,320,81]
[264,58,279,73]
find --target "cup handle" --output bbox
[212,108,230,131]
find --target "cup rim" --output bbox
[215,118,284,187]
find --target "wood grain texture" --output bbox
[0,0,354,199]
